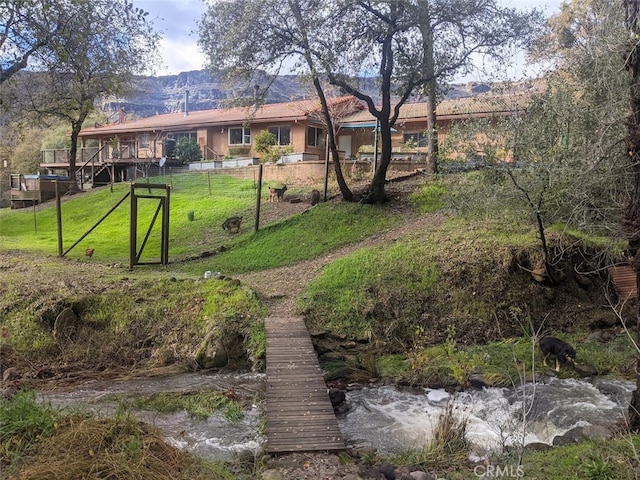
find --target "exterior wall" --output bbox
[290,122,308,154]
[199,159,422,185]
[211,161,359,184]
[207,127,226,159]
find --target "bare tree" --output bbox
[624,0,640,431]
[198,0,356,201]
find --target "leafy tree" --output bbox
[174,137,202,163]
[254,130,277,155]
[446,0,629,278]
[6,0,159,187]
[0,0,68,84]
[11,128,42,174]
[254,130,280,163]
[200,0,542,204]
[322,0,543,203]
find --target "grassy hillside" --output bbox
[1,171,634,385]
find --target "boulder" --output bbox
[409,472,430,480]
[581,424,612,442]
[553,426,584,446]
[194,331,228,369]
[260,469,283,480]
[574,363,599,377]
[329,388,346,407]
[525,442,552,452]
[359,466,385,479]
[379,463,396,480]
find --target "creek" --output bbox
[38,373,634,461]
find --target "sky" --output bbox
[134,0,563,79]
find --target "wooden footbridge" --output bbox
[264,316,345,453]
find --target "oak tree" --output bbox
[11,0,160,184]
[324,0,543,203]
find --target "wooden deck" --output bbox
[265,316,345,453]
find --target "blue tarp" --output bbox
[23,175,71,180]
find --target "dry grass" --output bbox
[393,402,469,470]
[14,415,206,480]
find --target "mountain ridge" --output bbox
[99,69,536,121]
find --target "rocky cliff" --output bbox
[97,69,532,120]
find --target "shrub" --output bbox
[175,137,202,162]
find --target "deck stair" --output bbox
[264,315,345,453]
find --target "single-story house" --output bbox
[39,93,530,184]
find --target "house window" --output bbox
[403,132,428,148]
[268,126,291,145]
[307,126,325,148]
[229,127,251,145]
[139,133,150,149]
[167,131,197,143]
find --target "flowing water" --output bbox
[340,377,635,455]
[38,373,634,461]
[39,372,267,461]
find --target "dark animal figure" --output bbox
[269,185,287,202]
[539,336,576,372]
[328,388,348,413]
[222,216,243,234]
[310,189,320,206]
[85,248,95,258]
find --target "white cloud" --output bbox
[155,38,207,76]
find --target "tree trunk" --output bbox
[624,0,640,432]
[313,78,354,202]
[287,0,354,202]
[418,0,438,174]
[68,120,82,192]
[364,115,393,204]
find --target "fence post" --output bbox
[255,163,263,232]
[55,181,63,256]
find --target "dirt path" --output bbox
[236,175,444,317]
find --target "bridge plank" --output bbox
[265,315,345,453]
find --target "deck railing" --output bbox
[41,147,101,164]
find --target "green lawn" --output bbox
[1,174,256,262]
[1,173,400,273]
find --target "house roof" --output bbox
[79,93,530,138]
[340,94,530,126]
[79,96,360,137]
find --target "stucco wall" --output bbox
[205,159,424,185]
